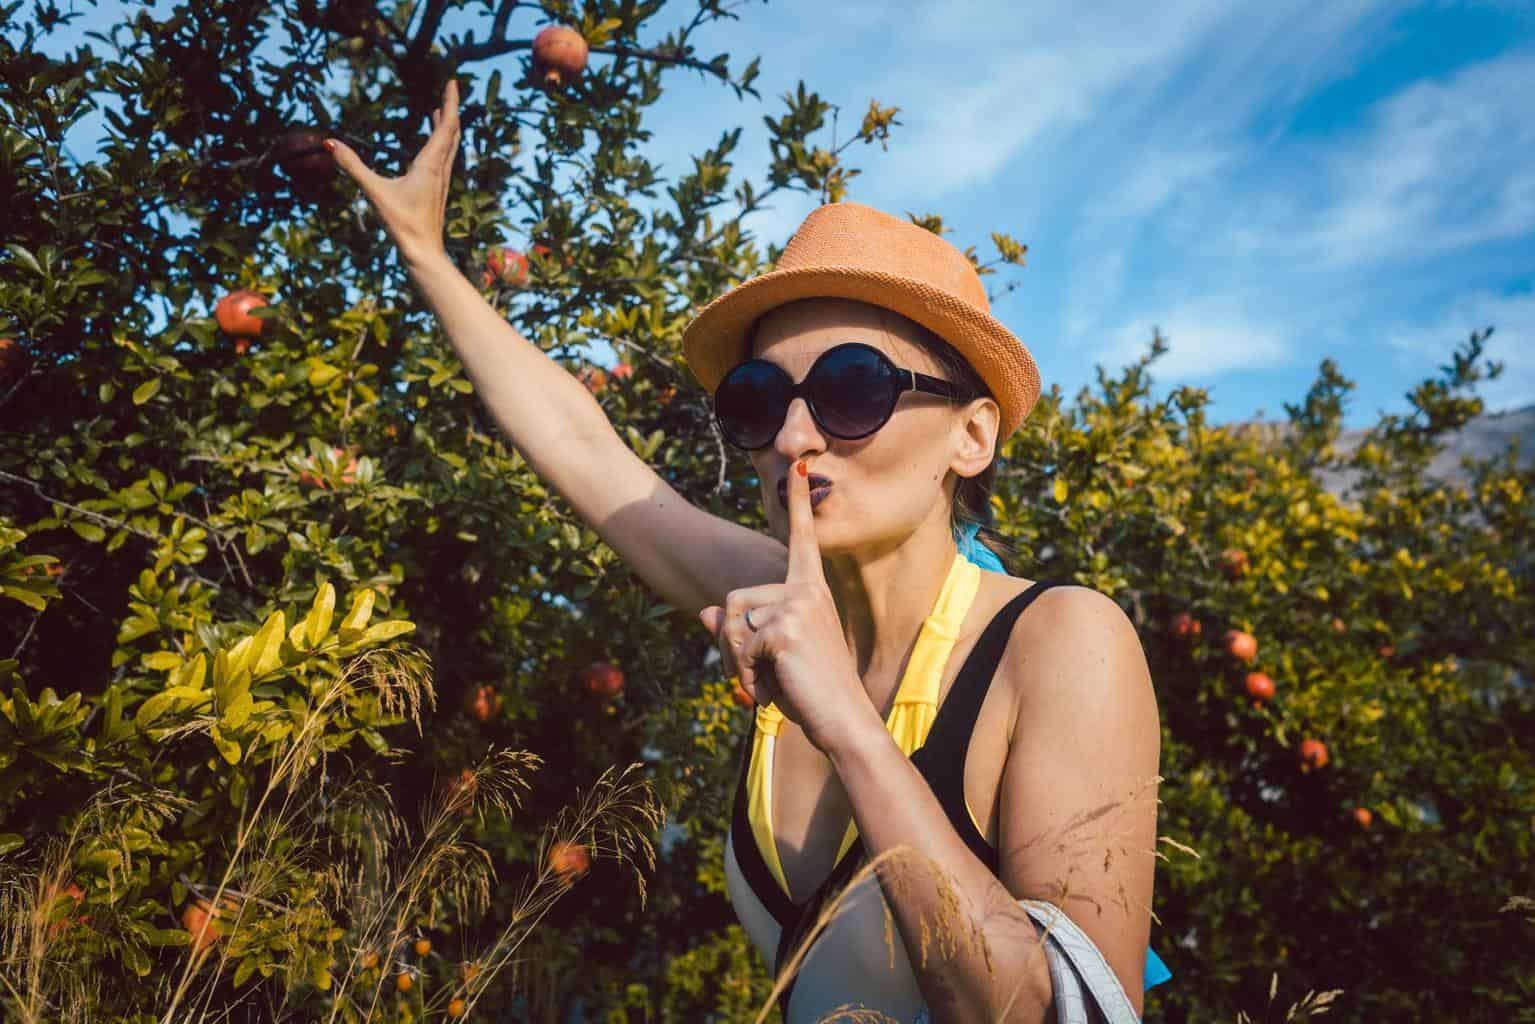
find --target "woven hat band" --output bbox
[775,204,991,311]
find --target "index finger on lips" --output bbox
[785,458,826,584]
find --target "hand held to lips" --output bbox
[698,460,867,753]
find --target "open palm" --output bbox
[327,79,461,266]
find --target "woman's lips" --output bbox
[777,477,833,510]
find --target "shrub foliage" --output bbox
[2,1,1531,1020]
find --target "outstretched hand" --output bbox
[699,459,874,754]
[326,79,461,266]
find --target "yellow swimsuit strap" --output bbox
[747,554,982,898]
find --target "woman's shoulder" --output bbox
[996,578,1156,710]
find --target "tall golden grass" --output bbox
[0,644,664,1023]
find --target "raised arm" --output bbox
[327,82,787,619]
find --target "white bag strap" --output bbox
[909,899,1141,1024]
[1020,899,1141,1024]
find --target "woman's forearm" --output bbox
[827,716,1055,1023]
[402,250,618,483]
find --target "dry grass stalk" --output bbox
[1234,971,1344,1022]
[1,642,665,1024]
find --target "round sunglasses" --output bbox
[712,342,963,451]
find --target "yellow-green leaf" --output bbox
[135,686,212,729]
[307,359,343,388]
[306,582,335,647]
[250,609,286,677]
[338,588,375,640]
[1054,477,1069,504]
[221,690,254,731]
[224,635,254,678]
[210,724,242,765]
[131,378,160,405]
[3,586,47,611]
[143,651,182,671]
[287,619,311,653]
[361,620,414,644]
[173,652,207,691]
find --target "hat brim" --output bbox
[681,264,1042,441]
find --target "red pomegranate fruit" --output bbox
[1243,671,1275,705]
[580,661,624,700]
[485,247,530,288]
[1222,629,1258,664]
[532,25,589,90]
[273,126,336,193]
[215,290,269,338]
[1299,738,1330,773]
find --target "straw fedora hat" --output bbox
[681,200,1042,442]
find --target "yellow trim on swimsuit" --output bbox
[746,554,987,902]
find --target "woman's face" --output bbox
[745,298,990,552]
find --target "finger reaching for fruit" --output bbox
[326,79,461,267]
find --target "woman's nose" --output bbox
[773,397,823,454]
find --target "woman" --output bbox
[328,81,1171,1022]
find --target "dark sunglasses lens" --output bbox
[716,362,789,448]
[812,346,897,438]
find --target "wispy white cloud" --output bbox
[1092,298,1293,380]
[1292,51,1535,270]
[1386,285,1535,413]
[859,0,1236,198]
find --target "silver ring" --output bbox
[744,607,760,632]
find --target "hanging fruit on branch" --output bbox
[532,25,589,90]
[273,126,337,198]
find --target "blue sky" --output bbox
[632,0,1535,427]
[37,0,1535,428]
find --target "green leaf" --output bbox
[71,521,107,542]
[0,833,23,856]
[131,378,160,405]
[210,724,242,765]
[307,359,343,388]
[1,586,47,611]
[338,588,375,640]
[143,651,182,671]
[1053,477,1069,504]
[122,941,153,977]
[144,927,191,947]
[307,582,335,647]
[221,690,254,731]
[250,609,286,678]
[4,243,41,274]
[361,620,414,644]
[134,686,211,729]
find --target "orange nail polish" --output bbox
[796,461,808,477]
[323,139,337,152]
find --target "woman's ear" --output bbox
[953,397,999,477]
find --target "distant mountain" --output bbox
[1226,404,1535,498]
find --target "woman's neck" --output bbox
[823,529,961,694]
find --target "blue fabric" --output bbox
[955,520,1008,573]
[954,521,1173,993]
